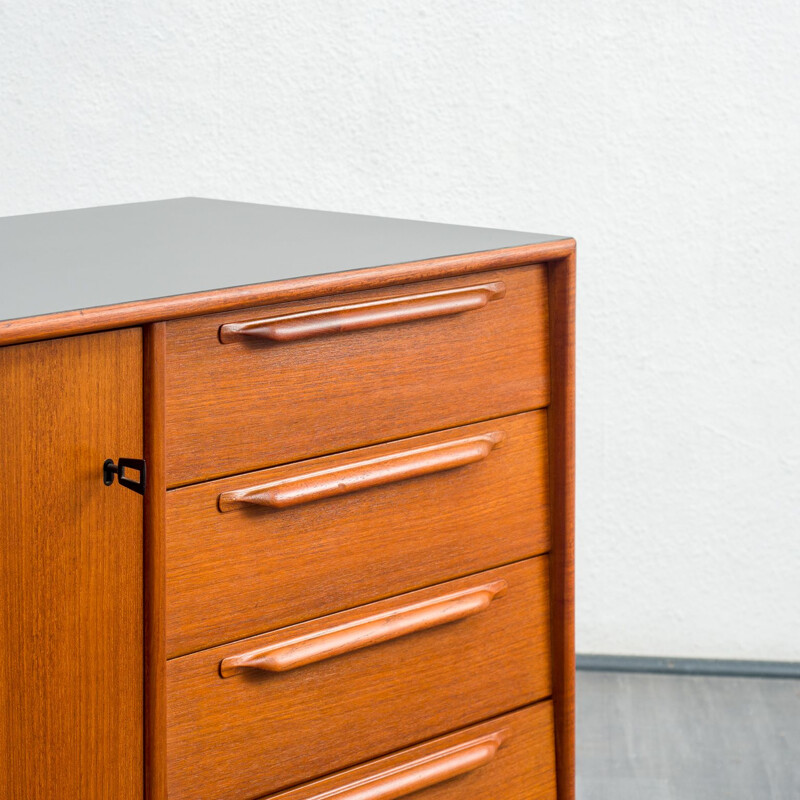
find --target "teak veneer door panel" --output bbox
[0,330,143,800]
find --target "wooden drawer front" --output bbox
[166,558,552,800]
[261,703,557,800]
[164,264,549,486]
[166,411,550,657]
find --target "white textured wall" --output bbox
[2,2,799,661]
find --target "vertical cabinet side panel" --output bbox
[547,247,576,800]
[0,330,144,799]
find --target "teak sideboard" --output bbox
[0,199,575,800]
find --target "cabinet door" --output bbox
[0,330,143,799]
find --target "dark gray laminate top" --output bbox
[0,198,566,325]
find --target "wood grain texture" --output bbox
[547,245,576,800]
[0,239,574,347]
[165,264,550,486]
[143,324,167,800]
[166,558,552,800]
[0,331,143,799]
[217,281,506,343]
[275,728,510,800]
[217,430,504,511]
[262,703,556,800]
[166,412,550,657]
[218,578,507,676]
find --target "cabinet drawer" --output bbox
[261,703,556,800]
[164,264,550,486]
[166,558,552,800]
[166,411,550,657]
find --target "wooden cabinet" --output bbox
[0,198,574,800]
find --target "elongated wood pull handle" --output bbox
[284,729,510,800]
[218,431,504,512]
[218,282,506,343]
[219,579,507,676]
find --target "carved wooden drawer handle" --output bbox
[218,431,504,512]
[280,729,510,800]
[218,281,506,343]
[219,579,507,677]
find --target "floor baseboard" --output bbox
[576,654,800,679]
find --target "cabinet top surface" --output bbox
[0,198,572,345]
[0,198,564,319]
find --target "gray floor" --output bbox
[577,671,800,799]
